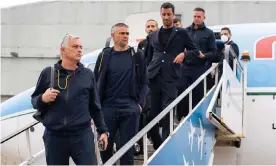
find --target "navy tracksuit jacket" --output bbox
[31,60,108,165]
[94,47,149,165]
[176,23,217,121]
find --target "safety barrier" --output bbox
[0,120,100,165]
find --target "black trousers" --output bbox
[176,66,205,121]
[148,73,178,150]
[43,129,97,165]
[100,103,140,165]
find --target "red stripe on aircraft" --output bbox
[255,35,276,60]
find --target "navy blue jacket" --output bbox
[94,47,149,107]
[31,60,108,134]
[146,26,200,81]
[186,23,217,68]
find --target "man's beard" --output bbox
[163,20,172,27]
[119,41,127,47]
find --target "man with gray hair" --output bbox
[94,23,148,165]
[31,33,109,165]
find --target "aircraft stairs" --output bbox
[1,47,248,165]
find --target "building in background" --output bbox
[1,1,276,102]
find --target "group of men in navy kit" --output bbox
[137,3,219,150]
[32,1,239,165]
[94,2,218,163]
[139,2,239,151]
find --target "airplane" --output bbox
[197,118,205,160]
[1,12,276,165]
[188,119,195,152]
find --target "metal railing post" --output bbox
[215,66,219,85]
[25,129,32,159]
[204,77,207,95]
[233,58,237,76]
[189,91,192,113]
[241,53,249,137]
[143,134,148,164]
[91,123,102,165]
[170,109,174,135]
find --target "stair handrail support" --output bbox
[1,119,100,166]
[211,45,250,141]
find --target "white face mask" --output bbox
[221,35,229,43]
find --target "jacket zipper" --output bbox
[64,76,70,125]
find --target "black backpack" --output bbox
[32,66,55,123]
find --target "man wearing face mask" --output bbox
[219,27,239,73]
[176,7,217,121]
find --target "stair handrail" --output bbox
[104,63,219,165]
[1,121,39,144]
[224,45,243,75]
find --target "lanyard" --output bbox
[57,70,70,90]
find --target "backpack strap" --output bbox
[97,47,112,76]
[130,47,141,84]
[50,65,55,88]
[131,46,138,56]
[98,51,104,73]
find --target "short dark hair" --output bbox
[160,2,175,13]
[111,23,128,33]
[173,18,181,23]
[194,7,205,13]
[146,19,158,27]
[221,27,232,35]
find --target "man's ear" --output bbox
[60,47,65,54]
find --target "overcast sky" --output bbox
[0,0,55,8]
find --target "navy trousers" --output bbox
[176,66,205,121]
[43,128,97,165]
[148,72,178,149]
[100,103,140,165]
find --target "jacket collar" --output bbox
[189,22,206,30]
[157,26,178,49]
[55,60,84,73]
